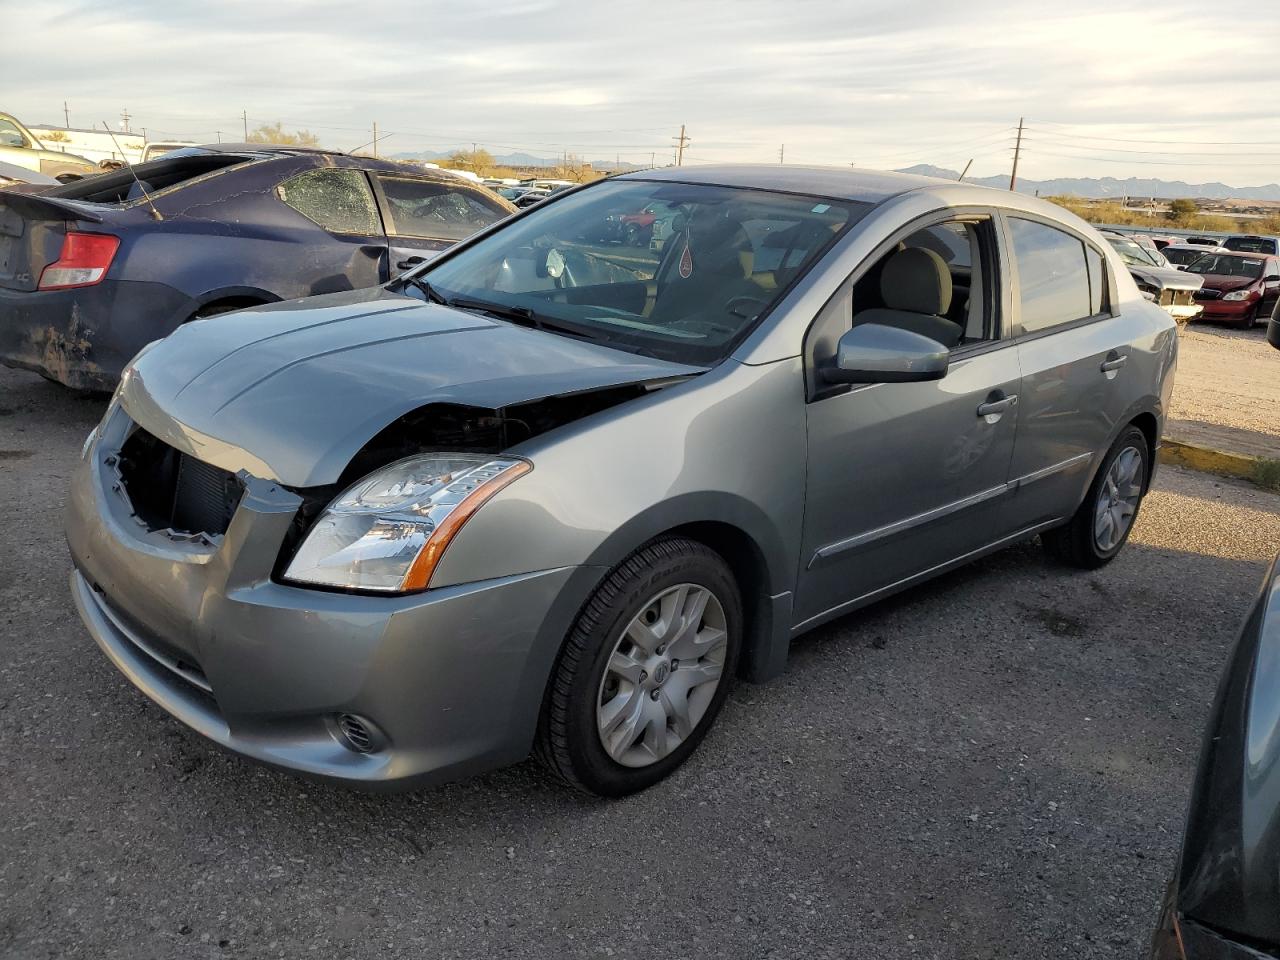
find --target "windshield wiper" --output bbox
[445,296,610,346]
[401,275,449,305]
[446,295,543,329]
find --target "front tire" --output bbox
[536,538,742,797]
[1041,425,1149,569]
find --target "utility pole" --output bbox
[779,143,785,164]
[215,130,222,143]
[242,109,248,141]
[63,101,70,127]
[120,108,131,133]
[673,124,690,167]
[1009,116,1024,192]
[141,127,147,141]
[372,122,379,158]
[650,151,655,168]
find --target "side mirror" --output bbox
[822,323,950,385]
[1264,273,1280,283]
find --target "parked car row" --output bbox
[1101,231,1204,323]
[1107,229,1280,329]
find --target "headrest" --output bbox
[880,247,952,316]
[683,216,753,279]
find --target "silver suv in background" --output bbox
[66,166,1176,796]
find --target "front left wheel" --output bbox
[536,538,742,796]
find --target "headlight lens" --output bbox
[1223,289,1253,301]
[283,454,530,593]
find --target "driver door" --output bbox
[794,213,1022,627]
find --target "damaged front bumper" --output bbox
[66,402,585,789]
[0,279,194,390]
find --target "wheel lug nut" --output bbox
[639,670,648,683]
[650,689,661,701]
[656,645,665,654]
[671,660,679,670]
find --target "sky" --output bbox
[5,0,1280,186]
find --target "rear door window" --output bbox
[278,168,381,235]
[1007,217,1094,335]
[375,176,509,241]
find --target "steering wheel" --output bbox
[724,294,770,320]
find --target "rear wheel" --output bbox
[1042,425,1149,569]
[536,538,741,796]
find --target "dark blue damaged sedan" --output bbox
[0,144,513,390]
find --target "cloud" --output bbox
[6,0,1279,185]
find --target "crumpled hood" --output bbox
[120,287,700,486]
[1197,273,1258,293]
[1128,262,1204,291]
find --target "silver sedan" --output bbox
[66,165,1177,796]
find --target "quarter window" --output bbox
[376,176,509,241]
[1085,245,1107,316]
[278,168,381,235]
[1008,217,1093,334]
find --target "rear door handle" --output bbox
[1100,355,1128,372]
[977,393,1017,420]
[397,256,426,270]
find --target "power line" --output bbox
[1025,119,1280,147]
[1022,147,1280,168]
[1023,128,1280,157]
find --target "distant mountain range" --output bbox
[896,164,1280,202]
[388,150,1280,200]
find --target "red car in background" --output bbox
[1186,251,1280,328]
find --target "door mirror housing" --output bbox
[822,323,950,385]
[1263,273,1280,283]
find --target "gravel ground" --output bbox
[1168,323,1280,456]
[3,363,1279,960]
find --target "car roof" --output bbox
[616,163,997,204]
[172,145,468,179]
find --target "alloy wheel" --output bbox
[1094,445,1144,552]
[596,583,729,768]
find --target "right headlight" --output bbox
[1223,289,1253,301]
[283,454,530,593]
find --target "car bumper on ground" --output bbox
[1167,303,1202,322]
[0,279,194,390]
[66,404,588,790]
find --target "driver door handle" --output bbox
[976,392,1017,420]
[1100,354,1128,372]
[397,256,426,270]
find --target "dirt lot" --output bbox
[1167,323,1280,459]
[3,363,1280,960]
